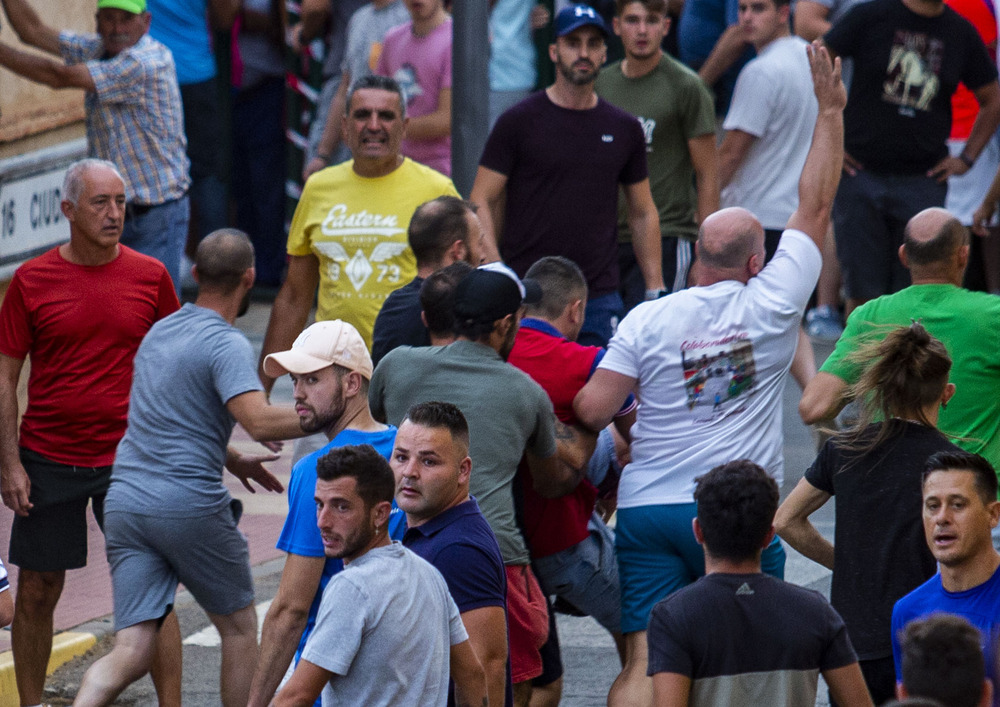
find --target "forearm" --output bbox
[795,106,844,244]
[629,208,664,291]
[698,25,746,87]
[405,109,451,140]
[960,97,1000,164]
[694,164,720,225]
[1,0,60,53]
[0,42,76,89]
[0,381,21,469]
[249,606,311,707]
[777,518,834,569]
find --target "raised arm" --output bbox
[1,0,61,55]
[786,42,846,249]
[794,0,831,42]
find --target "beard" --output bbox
[299,384,348,434]
[557,57,600,86]
[236,290,251,318]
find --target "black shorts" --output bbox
[9,447,111,572]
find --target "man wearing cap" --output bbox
[370,262,595,699]
[0,0,191,290]
[74,229,301,707]
[248,320,405,707]
[470,3,664,348]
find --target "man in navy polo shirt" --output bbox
[392,401,511,707]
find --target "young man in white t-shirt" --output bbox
[574,42,846,707]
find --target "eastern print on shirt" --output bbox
[681,332,757,423]
[312,203,408,294]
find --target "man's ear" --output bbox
[898,244,910,269]
[692,517,704,544]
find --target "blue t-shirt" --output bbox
[147,0,216,85]
[108,304,262,516]
[276,427,405,662]
[891,563,1000,696]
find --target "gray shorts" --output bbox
[104,503,254,631]
[532,512,621,634]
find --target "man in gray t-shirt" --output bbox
[273,445,486,706]
[75,230,303,706]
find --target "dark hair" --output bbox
[315,444,395,509]
[839,323,951,455]
[524,256,587,320]
[904,215,968,269]
[408,197,477,268]
[403,401,470,450]
[901,614,985,707]
[922,451,998,505]
[194,229,255,293]
[615,0,668,14]
[345,74,406,119]
[693,460,778,561]
[420,261,474,337]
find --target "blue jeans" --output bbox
[122,195,190,294]
[580,291,624,348]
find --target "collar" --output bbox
[449,339,502,359]
[404,497,480,540]
[519,317,565,340]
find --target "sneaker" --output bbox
[805,305,844,343]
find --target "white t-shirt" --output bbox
[600,229,822,508]
[721,36,818,230]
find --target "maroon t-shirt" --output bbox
[480,91,648,296]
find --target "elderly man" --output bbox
[0,0,191,288]
[574,43,846,705]
[0,159,179,707]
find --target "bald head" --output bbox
[697,208,765,274]
[195,228,255,293]
[903,208,968,277]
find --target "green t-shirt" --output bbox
[595,54,716,243]
[821,284,1000,470]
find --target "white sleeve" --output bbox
[448,594,469,646]
[752,229,823,314]
[599,307,644,379]
[722,61,776,138]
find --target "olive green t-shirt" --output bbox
[595,54,716,243]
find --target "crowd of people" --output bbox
[0,0,999,705]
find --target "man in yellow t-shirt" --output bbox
[259,75,458,390]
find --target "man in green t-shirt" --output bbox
[595,0,719,311]
[800,207,1000,473]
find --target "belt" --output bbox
[126,193,186,219]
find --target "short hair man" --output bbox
[273,445,488,706]
[897,614,992,707]
[471,3,665,347]
[371,262,595,696]
[595,0,719,308]
[507,256,635,701]
[393,402,510,707]
[822,0,1000,313]
[0,0,191,287]
[371,196,484,365]
[891,451,1000,696]
[574,44,845,704]
[375,0,453,175]
[0,159,180,707]
[248,320,405,706]
[419,260,475,345]
[800,208,1000,471]
[646,460,872,706]
[259,74,459,380]
[74,230,303,707]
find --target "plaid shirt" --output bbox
[59,32,190,206]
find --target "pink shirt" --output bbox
[376,17,452,175]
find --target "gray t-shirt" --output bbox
[301,543,467,706]
[107,304,263,517]
[340,0,409,85]
[370,340,558,565]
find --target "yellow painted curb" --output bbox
[0,630,97,704]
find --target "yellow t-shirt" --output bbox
[286,158,459,347]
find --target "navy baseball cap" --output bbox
[555,4,609,38]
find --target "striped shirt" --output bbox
[59,32,190,206]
